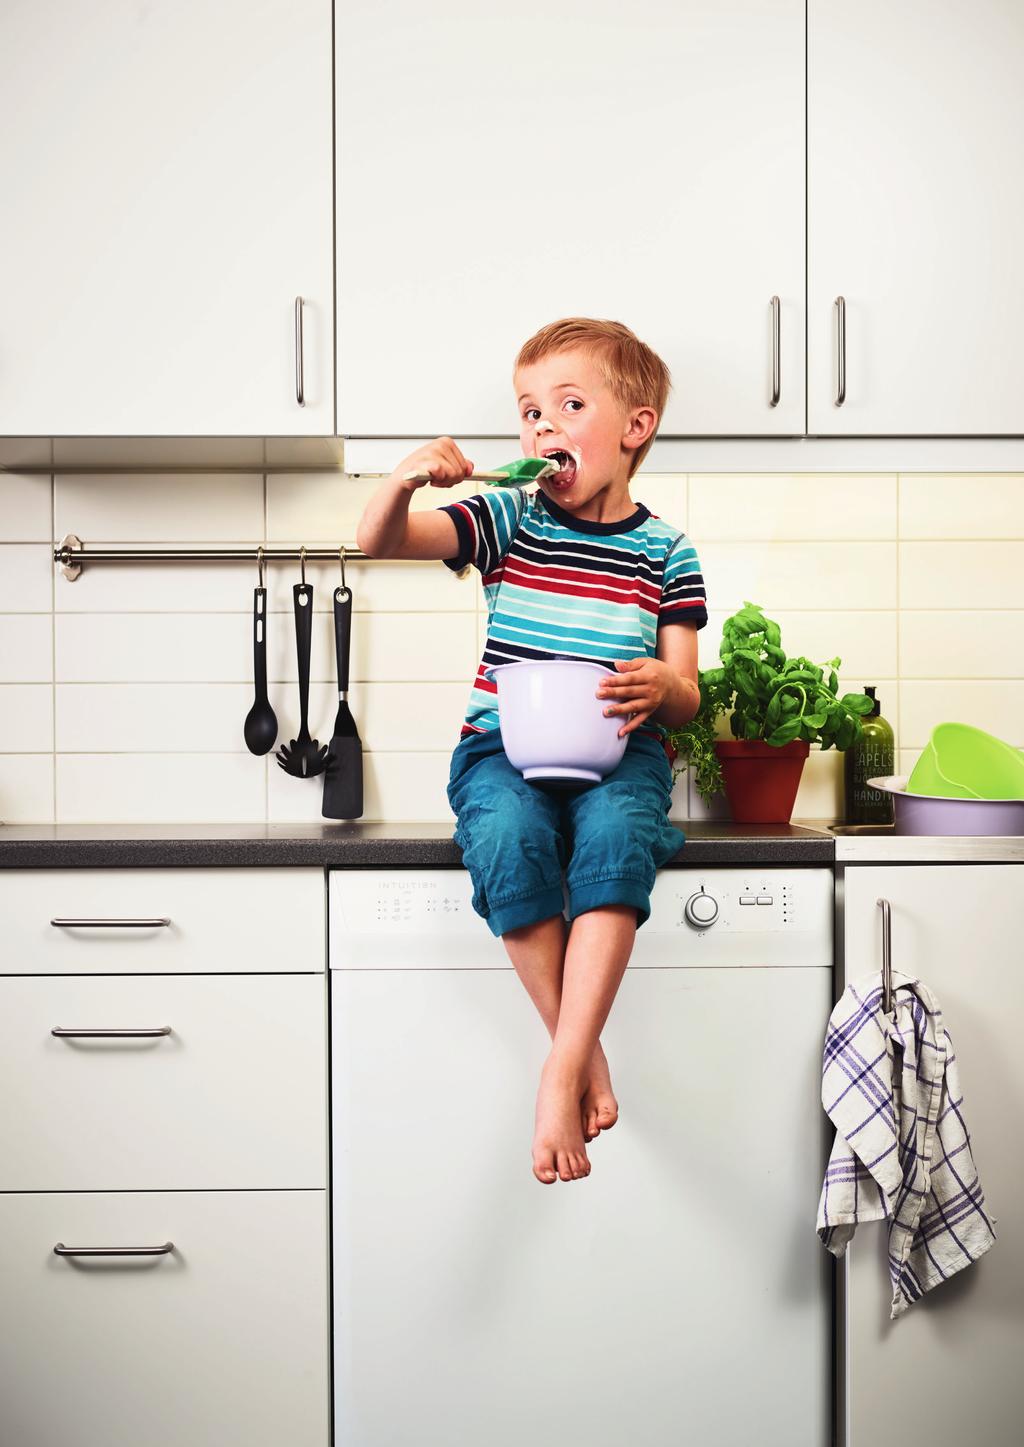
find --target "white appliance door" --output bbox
[332,959,831,1445]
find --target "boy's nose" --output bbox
[534,419,555,435]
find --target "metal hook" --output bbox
[257,546,265,590]
[339,545,346,590]
[299,545,307,586]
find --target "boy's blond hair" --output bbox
[514,317,671,478]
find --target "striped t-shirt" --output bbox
[440,487,707,740]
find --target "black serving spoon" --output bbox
[276,579,328,779]
[243,584,278,755]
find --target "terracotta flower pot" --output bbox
[714,739,810,824]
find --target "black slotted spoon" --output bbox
[276,578,328,779]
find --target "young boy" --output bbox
[356,318,707,1186]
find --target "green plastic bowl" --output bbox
[906,723,1024,801]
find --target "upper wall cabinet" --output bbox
[336,0,806,439]
[0,1,333,437]
[808,0,1024,436]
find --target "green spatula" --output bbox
[401,456,558,488]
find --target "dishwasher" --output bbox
[328,866,834,1447]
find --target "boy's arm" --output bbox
[596,623,700,736]
[651,623,701,728]
[355,438,471,560]
[355,475,461,560]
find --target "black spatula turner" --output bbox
[322,585,363,819]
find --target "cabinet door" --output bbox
[808,1,1024,434]
[0,974,326,1190]
[842,866,1024,1446]
[336,0,805,439]
[0,0,332,436]
[0,1190,329,1447]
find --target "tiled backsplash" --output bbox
[1,469,1021,824]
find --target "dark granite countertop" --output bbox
[0,821,836,868]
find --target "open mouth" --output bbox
[540,448,579,489]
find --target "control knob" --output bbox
[684,890,719,929]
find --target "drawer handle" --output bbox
[295,295,305,407]
[52,1026,172,1039]
[54,1242,174,1257]
[834,295,846,406]
[50,917,171,929]
[769,294,781,407]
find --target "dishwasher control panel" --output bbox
[329,868,833,970]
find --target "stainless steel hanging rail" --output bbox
[53,535,379,581]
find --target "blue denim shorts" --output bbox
[446,728,686,937]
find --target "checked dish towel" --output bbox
[816,968,996,1320]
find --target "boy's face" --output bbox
[514,348,653,511]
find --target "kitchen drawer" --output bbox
[0,974,326,1190]
[0,1189,329,1447]
[0,868,324,974]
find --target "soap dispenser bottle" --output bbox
[844,686,895,825]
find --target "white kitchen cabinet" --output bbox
[0,0,333,436]
[336,0,806,441]
[0,973,327,1191]
[0,1189,329,1447]
[808,0,1024,435]
[0,867,325,974]
[838,865,1024,1445]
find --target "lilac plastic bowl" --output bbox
[868,776,1024,836]
[483,659,627,783]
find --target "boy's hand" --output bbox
[596,658,674,737]
[391,437,474,492]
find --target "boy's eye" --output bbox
[564,399,583,412]
[524,408,540,422]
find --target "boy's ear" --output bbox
[623,405,657,450]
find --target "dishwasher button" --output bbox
[756,895,774,905]
[739,895,757,905]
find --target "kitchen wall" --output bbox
[1,469,1021,825]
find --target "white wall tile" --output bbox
[900,611,1024,678]
[899,474,1024,539]
[900,542,1024,609]
[55,474,264,542]
[0,545,53,612]
[56,683,252,753]
[0,685,53,751]
[699,542,896,611]
[267,750,454,823]
[690,474,896,541]
[0,474,51,541]
[0,615,53,682]
[899,682,1024,749]
[0,755,54,823]
[56,614,248,684]
[56,754,265,823]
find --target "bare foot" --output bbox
[532,1053,591,1184]
[580,1042,619,1142]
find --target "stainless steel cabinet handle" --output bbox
[54,1242,174,1257]
[877,897,893,1014]
[834,295,846,406]
[52,1026,172,1039]
[769,295,781,407]
[294,295,305,407]
[50,917,171,929]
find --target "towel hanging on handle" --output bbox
[816,969,996,1319]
